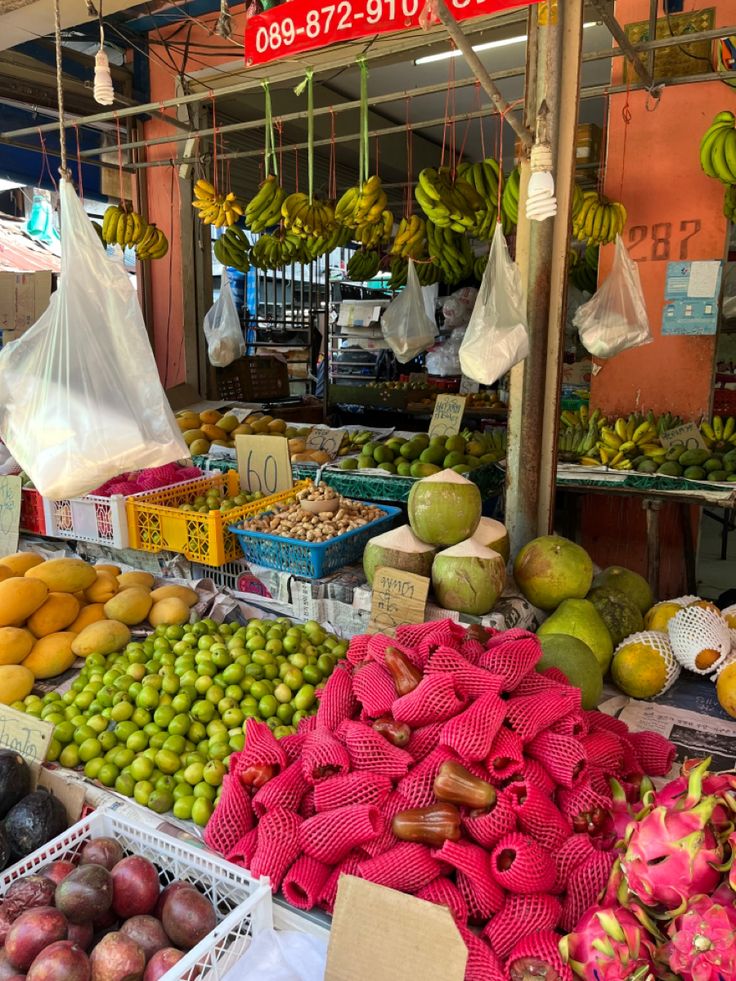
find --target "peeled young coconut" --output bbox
[431,538,506,616]
[408,469,482,547]
[471,517,510,563]
[363,525,436,586]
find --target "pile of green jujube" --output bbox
[10,617,348,826]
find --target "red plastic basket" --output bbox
[20,487,47,535]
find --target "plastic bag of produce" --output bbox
[0,179,188,499]
[203,276,245,368]
[574,235,651,358]
[381,259,437,363]
[459,223,529,385]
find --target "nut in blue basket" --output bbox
[238,485,386,543]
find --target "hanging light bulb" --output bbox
[94,48,114,105]
[526,100,557,222]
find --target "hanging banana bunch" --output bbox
[572,191,627,246]
[100,204,169,260]
[191,179,244,228]
[501,167,520,228]
[391,215,427,260]
[347,249,381,281]
[415,259,441,286]
[244,175,286,233]
[250,230,302,270]
[457,158,504,240]
[426,221,474,285]
[135,223,169,261]
[388,256,408,290]
[214,226,250,273]
[414,166,485,234]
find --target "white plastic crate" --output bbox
[43,493,130,549]
[192,559,256,593]
[0,805,273,981]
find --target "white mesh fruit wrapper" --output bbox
[721,603,736,630]
[667,606,732,675]
[670,595,702,607]
[714,651,736,682]
[614,631,681,697]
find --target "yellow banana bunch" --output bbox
[595,414,663,468]
[354,175,388,225]
[135,223,169,261]
[572,191,627,246]
[354,209,394,250]
[701,415,736,452]
[415,166,484,233]
[457,158,503,240]
[391,215,427,259]
[281,193,336,240]
[244,175,286,233]
[101,204,150,248]
[191,179,244,228]
[426,221,474,285]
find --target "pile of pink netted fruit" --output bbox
[91,464,202,497]
[205,619,679,981]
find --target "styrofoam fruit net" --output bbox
[719,603,736,642]
[670,594,703,606]
[613,631,681,697]
[667,605,732,674]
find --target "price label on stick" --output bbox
[305,426,346,459]
[0,476,21,555]
[367,568,430,637]
[0,704,52,765]
[428,395,467,438]
[659,422,708,451]
[236,436,293,495]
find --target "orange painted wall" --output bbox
[580,0,734,596]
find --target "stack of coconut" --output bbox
[363,470,509,617]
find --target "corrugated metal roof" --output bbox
[0,216,60,273]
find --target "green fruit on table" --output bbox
[537,598,614,675]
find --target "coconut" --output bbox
[363,525,436,586]
[472,517,510,562]
[431,538,506,616]
[408,469,482,547]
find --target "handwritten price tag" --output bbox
[0,476,21,555]
[659,422,707,451]
[306,426,346,459]
[368,568,430,636]
[428,395,467,438]
[0,704,52,765]
[236,435,293,495]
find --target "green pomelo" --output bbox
[471,517,510,563]
[363,524,436,586]
[431,538,506,616]
[408,469,482,547]
[537,634,603,710]
[537,598,614,674]
[591,566,654,615]
[513,535,593,611]
[588,586,644,648]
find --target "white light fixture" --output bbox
[526,101,556,222]
[93,9,114,106]
[415,22,597,65]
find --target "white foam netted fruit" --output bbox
[614,631,681,697]
[667,606,732,675]
[714,650,736,682]
[721,603,736,631]
[670,595,702,607]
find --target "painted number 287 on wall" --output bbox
[627,220,701,262]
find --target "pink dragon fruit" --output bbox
[664,895,736,981]
[620,758,723,911]
[559,906,657,981]
[654,763,736,838]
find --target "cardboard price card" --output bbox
[659,422,708,451]
[0,475,21,556]
[0,704,53,766]
[428,395,467,438]
[305,426,346,459]
[236,435,293,495]
[368,567,430,636]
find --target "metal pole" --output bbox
[537,0,585,533]
[591,0,660,94]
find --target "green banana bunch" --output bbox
[473,254,488,283]
[426,221,474,285]
[388,256,408,290]
[299,222,353,261]
[700,111,736,185]
[572,191,626,247]
[347,249,381,281]
[415,260,441,286]
[281,193,336,240]
[570,244,599,293]
[391,215,427,259]
[458,158,504,240]
[214,226,250,273]
[250,230,302,270]
[135,223,169,261]
[656,411,684,436]
[244,175,286,233]
[415,166,484,233]
[725,184,736,222]
[501,167,520,227]
[101,205,150,248]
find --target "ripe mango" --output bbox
[183,429,207,446]
[84,572,120,604]
[72,620,131,658]
[199,409,222,425]
[201,424,228,442]
[0,665,34,703]
[104,587,153,626]
[0,577,48,626]
[69,603,106,633]
[95,563,122,577]
[117,571,155,590]
[0,627,35,666]
[26,558,96,593]
[149,585,198,608]
[27,592,80,638]
[149,598,190,627]
[189,439,210,456]
[23,632,77,680]
[0,552,43,576]
[0,565,13,584]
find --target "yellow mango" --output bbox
[0,565,13,583]
[0,578,48,627]
[23,632,77,680]
[117,571,155,590]
[72,620,131,658]
[69,603,106,633]
[95,563,122,577]
[27,592,80,638]
[149,598,190,628]
[149,585,198,608]
[85,572,120,604]
[26,558,96,593]
[0,552,44,576]
[0,627,35,666]
[104,587,153,626]
[0,665,34,703]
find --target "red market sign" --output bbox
[244,0,541,67]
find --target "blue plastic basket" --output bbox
[229,503,401,578]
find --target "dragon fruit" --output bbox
[620,759,723,910]
[664,895,736,981]
[653,762,736,838]
[559,906,656,981]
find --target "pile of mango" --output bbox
[635,444,736,482]
[338,429,506,476]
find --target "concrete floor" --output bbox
[697,508,736,600]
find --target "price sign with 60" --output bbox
[244,0,541,67]
[236,435,293,496]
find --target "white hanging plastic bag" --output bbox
[574,234,652,358]
[381,259,437,363]
[203,276,245,368]
[459,222,529,385]
[222,928,327,981]
[0,179,189,500]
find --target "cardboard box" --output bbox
[515,123,602,165]
[0,270,53,335]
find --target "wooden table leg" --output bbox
[643,498,662,600]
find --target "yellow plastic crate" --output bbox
[125,471,308,566]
